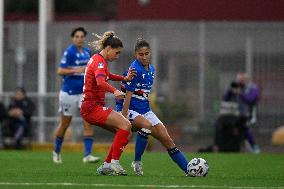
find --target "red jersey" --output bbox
[82,53,124,105]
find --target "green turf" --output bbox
[0,151,283,189]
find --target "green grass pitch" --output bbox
[0,151,283,189]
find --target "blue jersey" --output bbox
[59,44,90,95]
[116,59,155,114]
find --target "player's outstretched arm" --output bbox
[108,72,124,81]
[57,67,85,76]
[108,68,137,81]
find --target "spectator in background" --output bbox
[199,73,260,153]
[0,101,6,119]
[203,81,245,152]
[235,73,260,153]
[222,73,260,153]
[0,100,7,148]
[7,87,35,149]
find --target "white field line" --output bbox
[0,182,283,189]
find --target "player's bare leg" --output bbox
[150,124,175,149]
[56,114,72,137]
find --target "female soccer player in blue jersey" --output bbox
[53,27,100,164]
[116,38,189,176]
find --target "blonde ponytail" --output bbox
[90,31,122,50]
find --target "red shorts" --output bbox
[80,101,112,126]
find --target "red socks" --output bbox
[111,129,130,161]
[105,143,113,163]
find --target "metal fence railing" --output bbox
[1,21,284,144]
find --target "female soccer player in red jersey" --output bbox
[80,31,136,176]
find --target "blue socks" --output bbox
[54,136,94,157]
[134,129,188,174]
[168,147,188,173]
[54,136,64,154]
[134,130,149,161]
[83,137,94,157]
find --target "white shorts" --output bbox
[58,90,82,116]
[127,110,163,126]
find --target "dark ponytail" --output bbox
[134,37,150,52]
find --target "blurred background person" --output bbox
[0,100,7,149]
[235,73,261,153]
[53,27,100,164]
[199,73,260,153]
[6,87,35,149]
[199,81,244,152]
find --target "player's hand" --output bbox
[114,90,124,100]
[232,88,241,95]
[75,67,85,74]
[8,108,23,117]
[124,68,137,82]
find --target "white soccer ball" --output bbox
[187,158,209,177]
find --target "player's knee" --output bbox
[60,117,72,128]
[142,121,152,129]
[135,120,151,130]
[125,120,132,131]
[120,119,132,131]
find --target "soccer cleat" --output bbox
[83,155,100,163]
[109,161,127,176]
[251,145,261,154]
[131,161,143,176]
[97,163,113,175]
[52,151,62,164]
